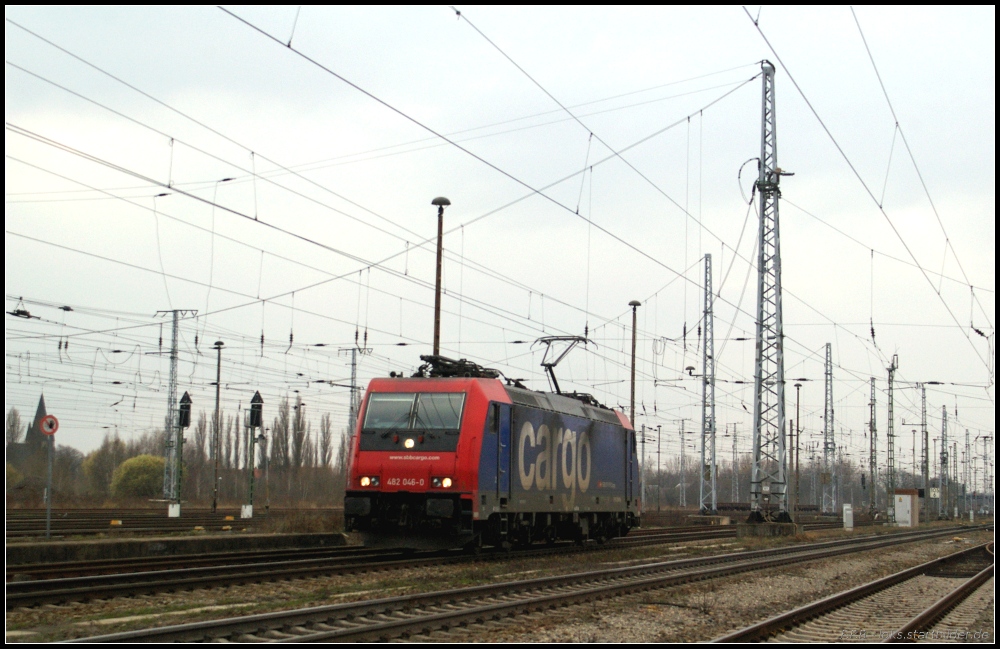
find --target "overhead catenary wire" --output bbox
[744,7,993,382]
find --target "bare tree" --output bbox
[291,395,306,473]
[5,407,24,448]
[81,433,128,498]
[319,413,333,468]
[223,414,233,470]
[190,412,209,500]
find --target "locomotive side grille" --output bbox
[507,389,544,409]
[584,406,621,424]
[506,387,622,425]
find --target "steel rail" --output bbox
[884,543,994,643]
[68,525,984,643]
[6,520,844,606]
[5,526,743,607]
[713,541,993,642]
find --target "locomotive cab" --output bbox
[344,377,504,545]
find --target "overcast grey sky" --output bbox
[5,6,995,477]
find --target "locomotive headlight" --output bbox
[442,477,453,488]
[432,477,453,488]
[404,438,415,449]
[360,476,371,487]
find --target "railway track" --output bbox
[714,542,994,642]
[66,525,983,643]
[5,508,340,538]
[3,522,838,609]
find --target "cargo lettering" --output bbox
[517,421,591,496]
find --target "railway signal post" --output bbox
[40,414,59,539]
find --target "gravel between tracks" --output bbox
[5,528,993,642]
[440,531,995,643]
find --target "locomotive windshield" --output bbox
[360,392,465,451]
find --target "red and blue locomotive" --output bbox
[344,356,642,549]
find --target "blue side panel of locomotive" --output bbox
[510,405,633,512]
[477,389,636,518]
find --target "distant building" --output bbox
[7,394,49,478]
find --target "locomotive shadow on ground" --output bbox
[359,529,479,552]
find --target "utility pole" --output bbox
[749,60,791,523]
[699,254,717,514]
[822,343,835,514]
[339,346,372,438]
[868,377,877,517]
[630,300,641,426]
[431,197,451,357]
[732,424,739,503]
[641,424,646,512]
[964,429,971,515]
[793,382,802,521]
[982,436,993,514]
[656,424,663,513]
[952,442,958,517]
[886,354,898,523]
[679,420,687,508]
[939,406,948,518]
[212,340,224,513]
[921,384,928,523]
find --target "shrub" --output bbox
[110,454,165,500]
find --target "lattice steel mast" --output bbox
[938,406,948,518]
[868,377,877,516]
[886,354,898,523]
[964,428,971,514]
[822,343,835,513]
[939,406,948,518]
[749,60,790,522]
[679,420,687,507]
[921,384,928,523]
[158,310,181,500]
[700,253,717,514]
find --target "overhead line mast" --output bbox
[869,377,877,517]
[886,354,898,523]
[155,309,197,500]
[749,60,792,523]
[822,342,835,513]
[699,253,717,514]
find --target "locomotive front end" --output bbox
[345,378,481,545]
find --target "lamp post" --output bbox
[629,300,641,425]
[431,197,451,357]
[212,340,224,513]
